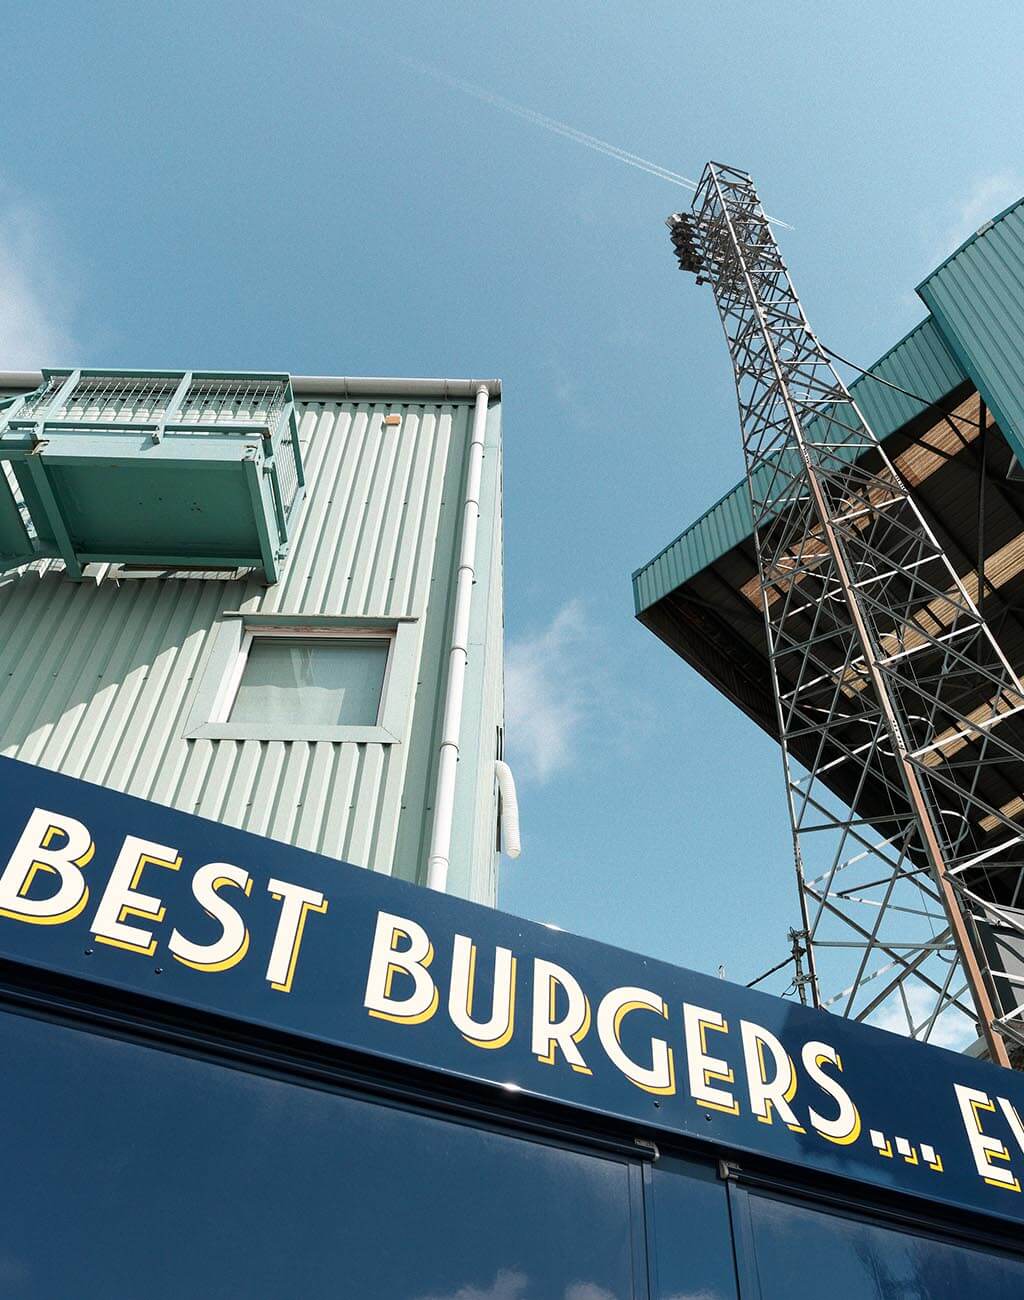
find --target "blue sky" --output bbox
[2,1,1022,999]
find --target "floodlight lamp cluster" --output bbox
[666,212,704,278]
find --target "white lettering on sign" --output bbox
[800,1041,860,1146]
[596,986,675,1096]
[449,933,516,1049]
[265,879,328,993]
[532,958,591,1074]
[0,806,326,994]
[356,912,981,1180]
[954,1085,1023,1192]
[683,1003,738,1115]
[740,1020,804,1132]
[363,911,439,1024]
[169,862,252,972]
[0,807,95,925]
[91,835,181,956]
[6,803,1024,1207]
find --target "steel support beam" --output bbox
[670,163,1024,1065]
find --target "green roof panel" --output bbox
[918,196,1024,464]
[632,316,967,614]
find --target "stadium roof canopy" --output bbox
[633,196,1024,830]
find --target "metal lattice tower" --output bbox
[669,162,1024,1066]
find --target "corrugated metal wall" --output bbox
[0,390,504,902]
[918,196,1024,464]
[850,317,965,439]
[632,316,968,615]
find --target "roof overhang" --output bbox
[633,194,1024,849]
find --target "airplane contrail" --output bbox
[403,58,700,191]
[322,26,796,230]
[382,48,794,229]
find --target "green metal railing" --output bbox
[0,369,305,582]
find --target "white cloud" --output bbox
[869,982,975,1052]
[542,357,597,432]
[935,170,1023,265]
[0,182,77,368]
[565,1287,616,1300]
[506,599,590,783]
[416,1271,528,1300]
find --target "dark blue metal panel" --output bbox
[0,1005,641,1299]
[1,756,1024,1229]
[647,1155,739,1299]
[735,1185,1024,1298]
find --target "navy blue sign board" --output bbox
[1,755,1024,1228]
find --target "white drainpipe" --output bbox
[495,759,521,859]
[426,383,490,892]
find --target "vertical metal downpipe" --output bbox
[426,383,490,891]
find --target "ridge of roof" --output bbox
[917,193,1024,291]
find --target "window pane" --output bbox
[650,1155,739,1299]
[0,1008,642,1298]
[744,1190,1024,1299]
[229,638,388,726]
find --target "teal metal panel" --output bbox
[918,196,1024,463]
[0,370,304,581]
[632,317,967,615]
[0,472,35,569]
[857,317,965,434]
[634,481,752,616]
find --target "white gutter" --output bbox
[294,376,501,400]
[426,382,490,892]
[0,371,501,402]
[0,372,42,390]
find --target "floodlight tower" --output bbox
[669,162,1024,1067]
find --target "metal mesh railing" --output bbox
[276,430,301,514]
[13,374,66,421]
[62,375,181,423]
[3,373,291,436]
[174,377,287,429]
[0,370,300,579]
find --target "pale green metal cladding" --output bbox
[0,377,505,905]
[632,315,968,614]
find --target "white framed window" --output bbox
[186,616,418,743]
[215,628,393,728]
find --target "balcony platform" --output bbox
[0,369,304,582]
